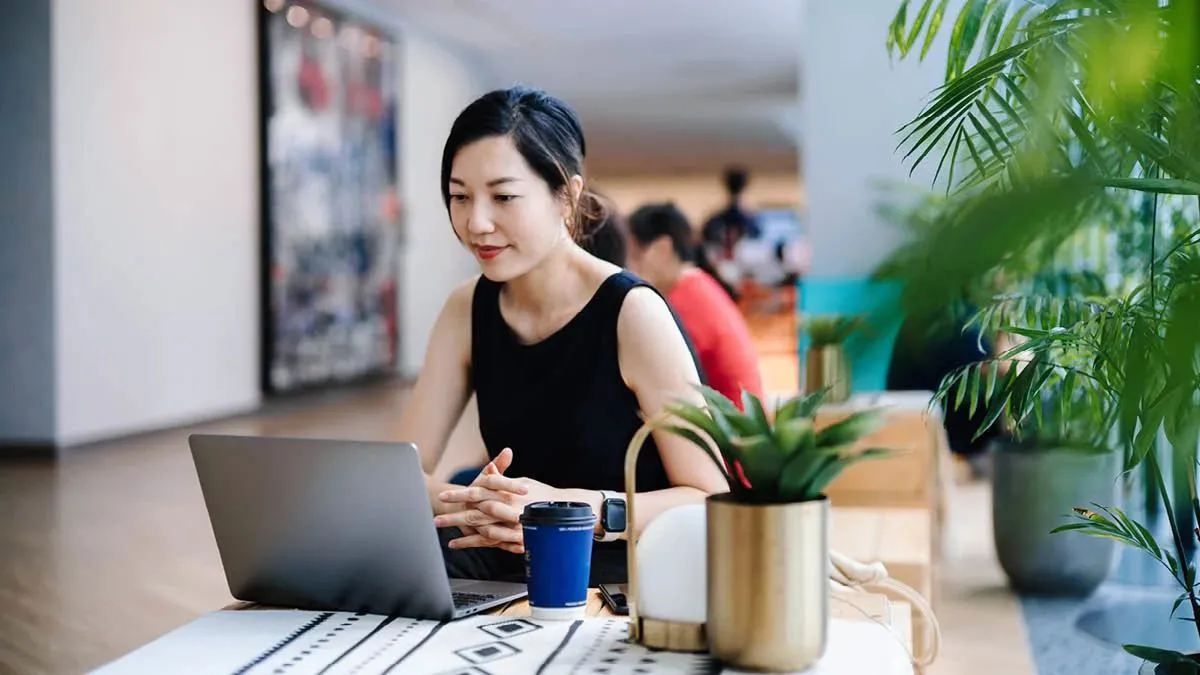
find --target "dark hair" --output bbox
[723,166,749,197]
[628,202,695,262]
[440,86,606,241]
[580,192,627,266]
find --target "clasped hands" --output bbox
[434,448,559,554]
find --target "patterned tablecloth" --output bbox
[91,609,913,674]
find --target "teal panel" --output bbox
[797,277,905,393]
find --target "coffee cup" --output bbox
[520,501,596,620]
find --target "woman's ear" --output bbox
[561,175,585,220]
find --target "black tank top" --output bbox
[469,270,704,583]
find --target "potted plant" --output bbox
[800,313,865,403]
[880,0,1200,669]
[656,385,891,672]
[935,333,1121,596]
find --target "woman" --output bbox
[398,86,729,585]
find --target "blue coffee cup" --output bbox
[520,501,596,620]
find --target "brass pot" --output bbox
[706,494,829,672]
[805,344,849,402]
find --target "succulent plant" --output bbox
[659,385,892,504]
[802,313,867,348]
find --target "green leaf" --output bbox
[730,434,785,497]
[904,0,935,53]
[664,402,726,447]
[742,389,771,429]
[774,417,816,457]
[1123,644,1191,665]
[805,448,891,499]
[775,389,826,424]
[978,0,1011,61]
[967,363,982,418]
[996,2,1034,53]
[660,424,730,481]
[887,0,910,57]
[816,409,885,448]
[921,0,954,60]
[947,0,990,81]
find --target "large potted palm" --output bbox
[879,0,1200,669]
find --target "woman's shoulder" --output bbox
[614,277,677,343]
[436,274,492,331]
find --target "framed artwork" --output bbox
[258,0,402,394]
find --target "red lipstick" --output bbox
[475,245,506,260]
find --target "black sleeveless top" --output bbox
[469,270,704,583]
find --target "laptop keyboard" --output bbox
[452,591,502,608]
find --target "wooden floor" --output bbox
[0,310,1036,675]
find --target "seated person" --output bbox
[398,86,729,586]
[625,202,765,407]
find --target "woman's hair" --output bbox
[579,191,627,266]
[441,86,607,241]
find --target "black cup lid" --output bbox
[520,501,596,526]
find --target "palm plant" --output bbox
[658,386,890,504]
[880,0,1200,666]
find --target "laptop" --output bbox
[188,433,527,621]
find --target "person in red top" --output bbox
[625,202,765,408]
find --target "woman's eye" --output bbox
[494,194,518,203]
[449,194,468,203]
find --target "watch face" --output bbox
[603,499,627,533]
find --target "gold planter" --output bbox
[707,494,830,673]
[805,344,849,402]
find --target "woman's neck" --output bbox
[503,238,594,317]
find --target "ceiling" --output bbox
[375,0,804,175]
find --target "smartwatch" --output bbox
[594,490,627,543]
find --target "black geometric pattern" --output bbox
[479,618,542,640]
[454,640,520,664]
[433,668,492,675]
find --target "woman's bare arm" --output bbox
[600,286,731,536]
[396,277,477,515]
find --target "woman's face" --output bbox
[447,135,575,281]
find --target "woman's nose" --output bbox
[467,203,495,234]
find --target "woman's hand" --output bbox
[435,470,564,552]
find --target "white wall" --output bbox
[800,0,952,278]
[53,0,261,445]
[396,33,487,375]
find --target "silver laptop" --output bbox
[188,433,527,620]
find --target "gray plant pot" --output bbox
[992,443,1120,596]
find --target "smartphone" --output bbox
[599,583,629,615]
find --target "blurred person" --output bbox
[399,86,728,586]
[701,166,761,259]
[626,202,765,407]
[887,293,1011,478]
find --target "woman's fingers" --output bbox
[434,508,498,529]
[476,523,523,544]
[491,447,514,474]
[448,523,523,550]
[439,486,507,503]
[476,473,529,494]
[476,499,522,524]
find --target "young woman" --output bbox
[397,86,729,585]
